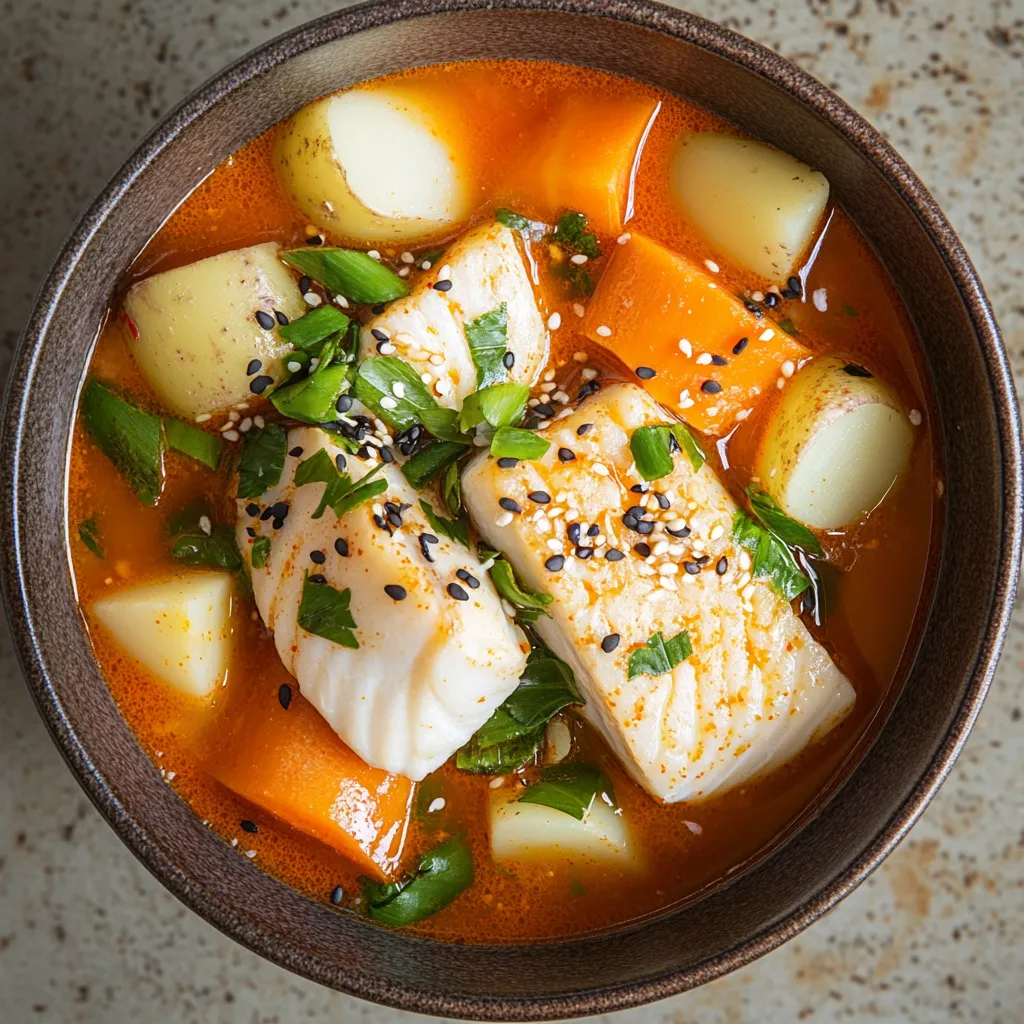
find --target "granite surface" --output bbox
[1,0,1022,1020]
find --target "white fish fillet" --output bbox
[360,221,548,406]
[462,383,854,803]
[238,427,528,780]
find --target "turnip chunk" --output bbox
[489,791,637,867]
[758,356,915,530]
[122,242,305,420]
[90,573,233,698]
[275,89,470,243]
[672,132,830,280]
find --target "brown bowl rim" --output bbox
[2,0,1021,1017]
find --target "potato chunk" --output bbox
[672,132,830,280]
[758,356,914,529]
[123,242,305,419]
[90,573,233,698]
[275,89,470,243]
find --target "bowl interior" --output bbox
[2,2,1019,1019]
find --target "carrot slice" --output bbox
[203,682,413,880]
[583,233,810,435]
[510,93,659,235]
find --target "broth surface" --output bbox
[69,60,939,942]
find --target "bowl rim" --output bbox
[2,0,1021,1017]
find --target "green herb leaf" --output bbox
[489,558,552,622]
[519,763,610,821]
[627,629,693,680]
[78,519,104,559]
[747,487,823,555]
[550,211,601,260]
[294,447,337,488]
[251,536,271,569]
[276,305,350,349]
[294,448,387,520]
[236,423,287,499]
[490,426,551,461]
[465,304,509,388]
[280,248,409,304]
[171,525,244,572]
[297,571,358,648]
[777,317,800,336]
[401,441,469,490]
[732,509,810,601]
[669,423,706,472]
[363,835,473,927]
[330,473,388,519]
[80,380,164,505]
[419,499,470,548]
[441,459,462,517]
[495,208,531,231]
[353,357,461,440]
[456,646,582,774]
[164,418,224,470]
[459,382,529,434]
[630,423,705,481]
[270,364,351,425]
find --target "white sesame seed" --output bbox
[777,377,785,390]
[379,396,398,410]
[573,351,588,363]
[678,338,693,357]
[653,540,670,556]
[617,232,631,244]
[537,419,551,428]
[400,251,415,264]
[710,524,724,542]
[310,357,320,370]
[489,776,505,789]
[708,283,717,289]
[592,462,610,477]
[595,324,612,337]
[420,260,432,270]
[198,515,212,535]
[223,429,240,442]
[246,850,257,859]
[812,287,828,312]
[570,253,589,265]
[695,352,712,365]
[254,416,265,428]
[428,797,446,813]
[742,583,756,601]
[334,294,350,309]
[240,417,252,432]
[304,292,322,307]
[706,406,719,417]
[659,577,678,591]
[781,360,795,378]
[437,263,452,281]
[751,291,764,302]
[195,413,212,423]
[680,397,695,409]
[759,328,775,341]
[547,312,562,330]
[704,259,720,273]
[739,550,752,571]
[553,391,570,404]
[287,361,301,373]
[573,303,586,317]
[543,369,557,382]
[658,563,680,577]
[536,518,552,534]
[391,382,406,399]
[398,267,410,278]
[420,372,433,385]
[220,421,234,434]
[367,249,381,260]
[379,342,397,355]
[541,382,557,393]
[435,379,452,396]
[230,838,238,847]
[582,367,598,381]
[496,512,514,527]
[910,409,923,426]
[546,538,563,553]
[637,563,656,577]
[425,354,444,368]
[735,408,751,422]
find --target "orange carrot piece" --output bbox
[203,684,413,880]
[513,93,659,235]
[583,233,810,435]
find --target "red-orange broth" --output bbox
[68,60,940,942]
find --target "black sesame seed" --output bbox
[668,431,681,454]
[309,573,326,585]
[654,492,671,510]
[298,276,311,294]
[666,525,691,539]
[527,490,551,504]
[683,561,701,575]
[764,292,779,307]
[622,513,639,531]
[557,447,576,463]
[371,328,389,343]
[636,520,654,535]
[626,505,645,519]
[246,526,256,538]
[700,379,722,394]
[372,304,386,315]
[246,502,260,517]
[601,634,620,653]
[384,502,400,516]
[387,511,402,528]
[334,537,349,557]
[384,584,407,601]
[260,507,275,521]
[502,351,515,369]
[716,556,729,575]
[357,445,371,460]
[241,819,259,834]
[335,394,353,414]
[334,453,347,472]
[310,550,326,565]
[567,522,582,545]
[787,275,801,294]
[576,381,601,400]
[456,569,480,588]
[447,582,469,601]
[433,279,453,292]
[630,484,646,494]
[330,886,344,905]
[246,358,263,376]
[269,501,289,520]
[634,542,651,557]
[419,534,435,562]
[250,374,274,395]
[576,422,594,436]
[695,555,711,566]
[278,684,292,711]
[711,354,728,366]
[843,362,873,378]
[498,497,522,514]
[635,366,656,380]
[575,546,593,559]
[545,555,565,572]
[743,300,764,319]
[496,457,519,469]
[587,523,600,537]
[288,447,304,460]
[272,518,285,531]
[732,336,750,355]
[375,340,390,354]
[255,310,275,330]
[379,445,395,464]
[274,310,289,326]
[422,532,439,544]
[780,287,800,299]
[605,548,625,562]
[306,235,323,245]
[534,403,555,418]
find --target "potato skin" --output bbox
[274,92,466,244]
[123,242,304,419]
[758,355,914,529]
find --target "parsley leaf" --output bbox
[465,304,509,388]
[488,558,552,622]
[237,423,287,499]
[489,426,550,461]
[732,509,810,601]
[458,382,529,434]
[747,487,823,555]
[626,630,692,680]
[171,525,244,572]
[78,519,104,559]
[630,423,705,481]
[294,448,386,520]
[419,499,470,548]
[297,572,358,648]
[550,211,601,260]
[353,356,461,440]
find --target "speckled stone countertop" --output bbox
[1,0,1021,1021]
